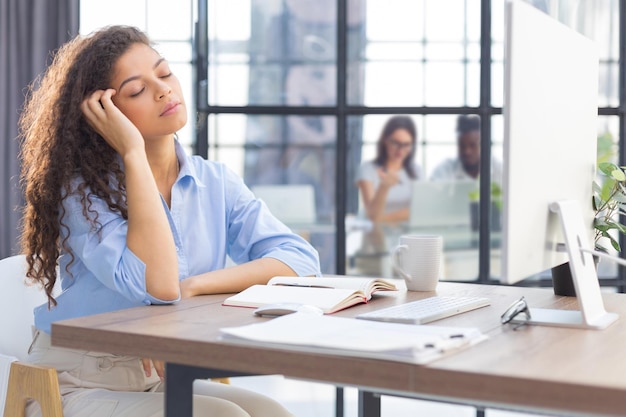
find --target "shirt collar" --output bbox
[175,139,206,188]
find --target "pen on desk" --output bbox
[274,283,334,289]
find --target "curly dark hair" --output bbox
[18,26,152,306]
[373,115,418,179]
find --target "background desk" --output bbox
[347,223,501,281]
[51,282,626,417]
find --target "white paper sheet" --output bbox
[219,312,486,364]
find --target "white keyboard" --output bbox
[356,296,491,325]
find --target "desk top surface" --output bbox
[51,281,626,417]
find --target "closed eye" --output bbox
[130,87,145,97]
[160,72,172,79]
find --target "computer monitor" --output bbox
[500,0,617,329]
[251,184,317,224]
[409,180,477,229]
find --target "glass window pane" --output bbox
[209,64,251,106]
[147,0,192,40]
[206,0,338,107]
[363,63,424,106]
[365,43,424,61]
[424,62,467,107]
[208,114,337,219]
[424,0,467,41]
[366,0,424,41]
[599,62,619,108]
[491,61,504,108]
[350,0,481,106]
[210,0,251,40]
[80,0,146,33]
[425,43,467,61]
[155,42,193,63]
[465,0,482,42]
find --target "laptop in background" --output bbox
[251,184,317,224]
[409,180,477,229]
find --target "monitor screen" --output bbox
[500,0,598,285]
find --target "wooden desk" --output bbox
[51,283,626,417]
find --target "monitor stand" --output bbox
[512,200,618,330]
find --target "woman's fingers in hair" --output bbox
[81,89,116,118]
[80,89,144,156]
[80,90,111,138]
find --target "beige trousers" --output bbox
[26,330,294,417]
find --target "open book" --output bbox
[219,312,486,364]
[223,276,398,314]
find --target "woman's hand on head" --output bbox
[81,89,145,157]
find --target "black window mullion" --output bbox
[477,0,493,283]
[335,0,348,276]
[618,0,626,292]
[194,0,209,158]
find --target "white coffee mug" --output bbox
[392,235,443,291]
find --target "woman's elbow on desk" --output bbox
[147,286,181,302]
[146,276,181,301]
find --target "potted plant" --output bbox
[467,182,503,232]
[591,131,626,251]
[592,161,626,252]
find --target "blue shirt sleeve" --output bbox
[220,166,322,277]
[60,190,179,305]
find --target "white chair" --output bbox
[0,254,63,417]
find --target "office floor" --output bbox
[230,375,540,417]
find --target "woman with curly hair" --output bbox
[19,25,320,417]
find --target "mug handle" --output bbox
[391,244,411,281]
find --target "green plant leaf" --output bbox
[600,178,616,202]
[610,237,621,252]
[599,161,619,176]
[594,222,611,232]
[611,221,626,233]
[612,168,626,181]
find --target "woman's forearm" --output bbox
[180,258,297,298]
[123,150,179,300]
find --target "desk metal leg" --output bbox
[165,364,247,417]
[358,391,381,417]
[166,363,198,417]
[336,387,344,417]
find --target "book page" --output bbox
[267,276,398,298]
[223,285,366,313]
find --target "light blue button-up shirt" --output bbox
[35,141,321,334]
